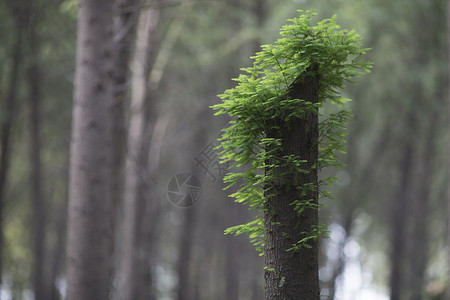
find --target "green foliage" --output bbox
[212,10,371,253]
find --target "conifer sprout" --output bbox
[212,10,371,257]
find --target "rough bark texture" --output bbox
[264,68,320,300]
[66,0,115,299]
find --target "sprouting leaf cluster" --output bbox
[212,10,372,253]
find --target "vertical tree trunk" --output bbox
[118,7,158,300]
[27,6,46,299]
[66,0,115,298]
[389,139,412,300]
[447,1,450,299]
[111,0,140,225]
[48,201,67,300]
[408,127,434,300]
[264,69,320,300]
[110,0,140,292]
[0,13,23,289]
[111,0,140,231]
[389,105,417,300]
[177,207,196,300]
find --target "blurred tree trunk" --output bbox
[138,114,169,300]
[447,1,450,299]
[175,123,203,300]
[223,1,244,298]
[407,119,435,300]
[66,0,115,298]
[118,7,158,300]
[407,38,444,300]
[0,8,23,289]
[111,0,140,240]
[177,207,196,300]
[111,0,140,291]
[26,4,46,299]
[389,115,414,300]
[264,69,320,300]
[48,202,67,300]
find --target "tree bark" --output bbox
[66,0,115,298]
[264,68,320,300]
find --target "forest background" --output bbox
[0,0,448,299]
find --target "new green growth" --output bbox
[212,10,372,254]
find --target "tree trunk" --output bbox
[111,0,140,222]
[66,0,115,298]
[0,12,23,289]
[48,201,67,300]
[110,0,140,292]
[118,7,158,300]
[264,68,320,300]
[389,110,416,300]
[447,1,450,299]
[177,207,196,300]
[27,7,46,299]
[407,127,434,300]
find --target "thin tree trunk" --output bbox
[177,207,196,300]
[111,0,141,223]
[48,200,67,300]
[111,0,140,215]
[66,0,115,298]
[389,112,415,300]
[264,68,320,300]
[447,1,450,299]
[110,0,140,293]
[0,14,23,289]
[408,125,434,300]
[137,114,169,300]
[118,7,158,300]
[27,6,46,298]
